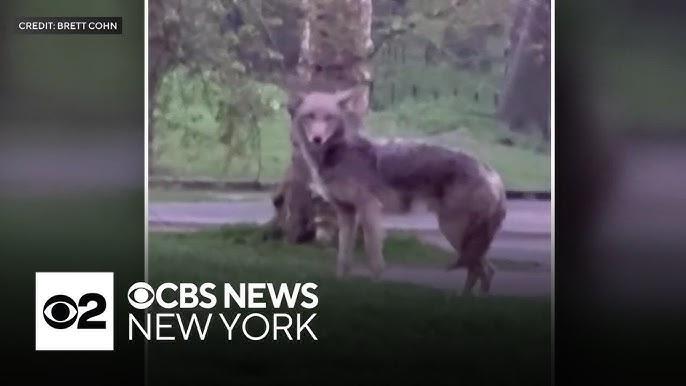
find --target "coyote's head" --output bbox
[287,86,366,148]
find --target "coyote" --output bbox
[287,85,507,295]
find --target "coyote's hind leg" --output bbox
[438,212,496,295]
[460,220,497,296]
[437,213,470,271]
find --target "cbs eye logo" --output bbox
[35,272,114,351]
[127,282,155,309]
[43,293,106,329]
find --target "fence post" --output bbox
[424,43,429,66]
[369,80,375,104]
[390,82,396,105]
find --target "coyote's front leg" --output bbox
[358,197,386,279]
[335,206,357,278]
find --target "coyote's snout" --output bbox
[288,88,364,148]
[287,84,507,295]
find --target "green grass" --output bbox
[147,225,551,384]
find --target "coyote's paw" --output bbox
[369,260,385,280]
[460,288,475,297]
[335,264,350,279]
[479,265,495,294]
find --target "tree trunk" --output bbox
[148,70,157,175]
[148,0,163,175]
[497,0,550,140]
[148,0,179,175]
[299,0,373,102]
[265,0,374,245]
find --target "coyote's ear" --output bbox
[286,90,305,118]
[336,85,368,116]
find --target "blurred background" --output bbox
[0,1,145,383]
[555,0,686,381]
[556,0,686,302]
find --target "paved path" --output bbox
[148,199,550,235]
[149,199,552,297]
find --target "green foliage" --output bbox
[154,67,286,177]
[150,0,294,177]
[372,0,513,64]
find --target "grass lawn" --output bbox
[147,225,551,385]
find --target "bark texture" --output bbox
[496,0,551,140]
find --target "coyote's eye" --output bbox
[303,112,315,120]
[323,114,335,122]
